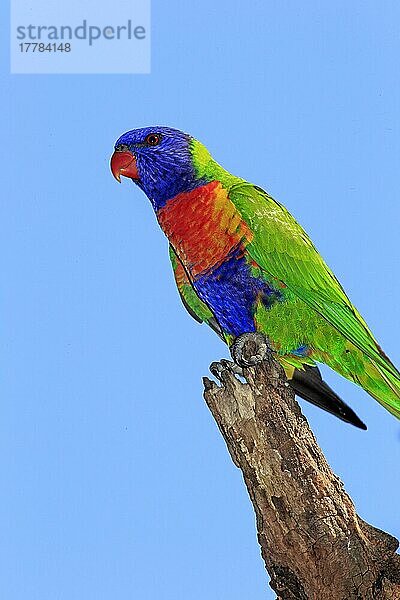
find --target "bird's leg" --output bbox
[210,333,271,383]
[230,332,271,368]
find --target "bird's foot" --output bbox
[230,332,271,368]
[210,358,244,382]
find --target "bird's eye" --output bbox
[144,133,161,147]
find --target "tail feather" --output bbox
[321,343,400,421]
[353,359,400,420]
[289,365,367,430]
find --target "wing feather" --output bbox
[229,183,399,379]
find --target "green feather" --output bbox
[229,183,399,379]
[228,182,400,417]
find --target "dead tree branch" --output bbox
[203,350,400,599]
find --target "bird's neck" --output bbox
[190,139,241,190]
[140,140,241,211]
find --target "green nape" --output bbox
[190,139,243,189]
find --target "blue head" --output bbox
[110,126,210,210]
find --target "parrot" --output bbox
[110,126,400,430]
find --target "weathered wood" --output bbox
[203,350,400,599]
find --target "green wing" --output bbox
[229,182,399,380]
[168,245,224,339]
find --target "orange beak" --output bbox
[110,150,139,182]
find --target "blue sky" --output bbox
[2,1,400,598]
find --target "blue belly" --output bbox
[193,250,283,337]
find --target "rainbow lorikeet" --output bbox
[110,126,400,429]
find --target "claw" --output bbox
[209,359,244,382]
[220,359,244,377]
[210,361,225,380]
[230,332,271,368]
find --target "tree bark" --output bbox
[203,350,400,600]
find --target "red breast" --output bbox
[157,181,253,277]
